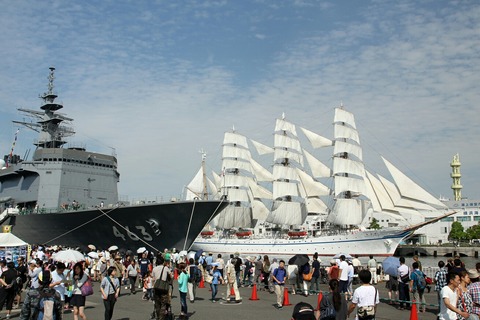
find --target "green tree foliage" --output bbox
[466,223,480,241]
[369,218,381,230]
[448,221,467,242]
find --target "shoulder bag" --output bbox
[154,267,170,294]
[80,277,94,296]
[357,288,377,320]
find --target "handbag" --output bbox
[357,288,377,320]
[153,266,170,294]
[303,269,313,281]
[320,294,336,320]
[80,277,94,296]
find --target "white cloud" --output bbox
[0,0,479,201]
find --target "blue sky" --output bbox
[0,0,479,202]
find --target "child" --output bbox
[142,270,153,301]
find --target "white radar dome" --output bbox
[0,159,6,169]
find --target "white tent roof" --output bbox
[0,233,28,247]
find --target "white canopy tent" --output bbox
[0,233,28,263]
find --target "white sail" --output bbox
[185,167,204,200]
[334,176,366,196]
[365,171,395,211]
[334,124,360,144]
[250,158,273,182]
[250,139,274,155]
[306,197,328,214]
[333,158,365,177]
[248,179,273,199]
[223,132,249,149]
[225,188,251,202]
[268,201,306,225]
[334,108,357,129]
[212,171,222,190]
[273,166,298,181]
[274,149,304,166]
[296,168,330,196]
[273,180,300,199]
[252,199,269,221]
[300,127,333,148]
[222,158,252,173]
[382,157,447,209]
[223,175,250,188]
[214,205,252,229]
[378,174,434,212]
[274,134,302,153]
[327,198,363,225]
[333,141,363,160]
[223,145,251,160]
[275,118,297,136]
[303,149,331,178]
[207,178,221,199]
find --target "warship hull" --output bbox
[1,200,227,252]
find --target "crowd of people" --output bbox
[1,245,479,320]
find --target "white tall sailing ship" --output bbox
[190,105,454,257]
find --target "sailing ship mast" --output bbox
[327,105,368,226]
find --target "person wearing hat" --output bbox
[467,268,480,317]
[19,269,62,320]
[292,302,318,320]
[28,259,43,289]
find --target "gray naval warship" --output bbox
[0,67,227,252]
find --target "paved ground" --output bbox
[2,281,439,319]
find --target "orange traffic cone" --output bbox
[174,268,178,280]
[316,291,323,310]
[283,287,292,306]
[249,284,259,301]
[409,300,418,320]
[198,277,205,288]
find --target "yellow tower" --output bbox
[450,153,462,201]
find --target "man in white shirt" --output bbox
[338,255,349,295]
[439,272,469,320]
[367,255,377,284]
[397,256,410,310]
[50,262,67,303]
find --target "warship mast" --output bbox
[13,67,75,149]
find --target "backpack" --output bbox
[194,266,202,284]
[188,266,197,283]
[37,290,56,320]
[414,270,426,290]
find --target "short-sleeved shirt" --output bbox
[139,258,150,274]
[51,270,66,301]
[152,265,171,282]
[439,285,457,320]
[352,285,379,320]
[338,261,349,281]
[468,282,480,316]
[273,267,287,285]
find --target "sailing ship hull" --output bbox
[192,228,412,257]
[1,200,227,251]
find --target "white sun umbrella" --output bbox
[108,245,119,251]
[87,252,99,259]
[53,249,85,263]
[87,244,96,250]
[179,250,188,257]
[137,247,147,254]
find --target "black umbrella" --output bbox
[288,254,309,266]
